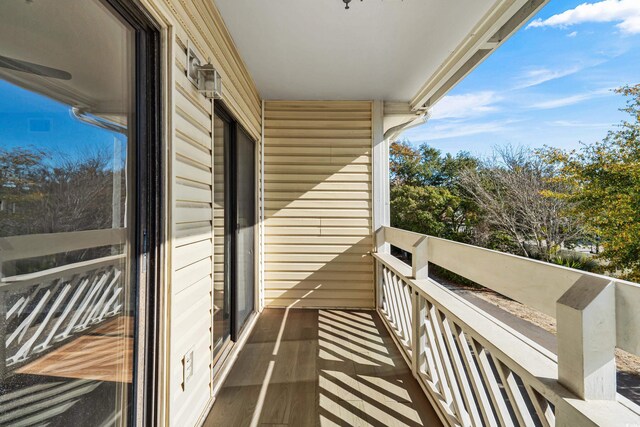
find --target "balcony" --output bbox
[2,227,640,426]
[1,0,640,426]
[202,227,639,426]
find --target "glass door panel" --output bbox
[233,127,256,337]
[211,107,256,363]
[0,0,137,425]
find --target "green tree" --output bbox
[540,85,640,281]
[0,147,47,236]
[390,140,479,241]
[460,146,585,261]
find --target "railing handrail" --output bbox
[0,228,126,262]
[377,226,640,357]
[0,254,126,291]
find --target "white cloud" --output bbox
[549,119,611,128]
[409,120,517,141]
[430,91,501,120]
[567,31,578,37]
[529,89,612,109]
[516,66,584,88]
[527,0,640,34]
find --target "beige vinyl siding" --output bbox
[170,65,213,427]
[143,0,261,425]
[263,101,374,309]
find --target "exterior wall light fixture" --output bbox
[187,42,222,99]
[196,62,222,99]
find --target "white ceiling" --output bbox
[0,0,132,114]
[214,0,496,101]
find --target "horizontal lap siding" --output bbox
[171,67,213,427]
[160,0,262,425]
[263,101,374,309]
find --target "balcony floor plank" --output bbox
[204,308,441,426]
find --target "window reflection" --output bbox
[0,0,136,425]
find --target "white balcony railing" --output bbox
[0,229,126,378]
[373,226,640,427]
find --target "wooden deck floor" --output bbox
[204,308,441,427]
[16,316,133,383]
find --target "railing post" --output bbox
[411,290,425,377]
[375,227,388,309]
[412,236,428,280]
[556,276,616,401]
[375,226,389,254]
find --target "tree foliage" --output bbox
[390,141,479,242]
[459,145,584,261]
[0,147,119,237]
[390,86,639,279]
[540,85,640,280]
[0,146,124,274]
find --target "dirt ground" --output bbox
[462,284,638,372]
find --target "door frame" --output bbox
[103,0,163,425]
[229,123,256,341]
[213,102,258,344]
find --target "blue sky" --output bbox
[0,80,126,166]
[402,0,640,156]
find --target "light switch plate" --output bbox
[183,348,194,389]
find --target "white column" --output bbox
[372,100,389,252]
[372,100,389,311]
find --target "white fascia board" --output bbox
[410,0,548,111]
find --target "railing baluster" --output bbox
[1,247,125,370]
[422,300,453,406]
[420,306,442,389]
[7,296,26,320]
[472,340,514,427]
[375,259,384,310]
[13,282,70,362]
[412,236,428,280]
[438,314,483,427]
[86,269,121,325]
[411,291,425,377]
[390,273,411,348]
[73,272,109,332]
[401,282,413,345]
[99,286,122,321]
[384,268,401,335]
[428,307,473,427]
[36,276,89,352]
[380,266,391,316]
[492,356,536,427]
[7,287,53,349]
[524,384,554,427]
[453,325,499,427]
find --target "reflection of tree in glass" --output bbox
[0,146,126,273]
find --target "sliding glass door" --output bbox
[0,1,159,425]
[233,127,256,338]
[212,106,256,365]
